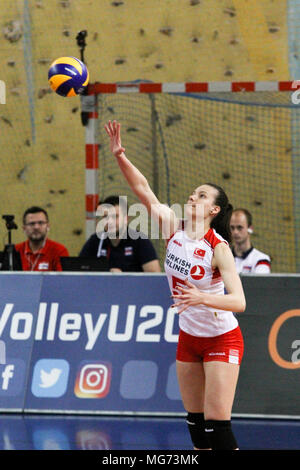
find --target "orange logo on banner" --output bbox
[268,309,300,369]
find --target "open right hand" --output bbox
[104,120,126,158]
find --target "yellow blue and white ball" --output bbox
[48,56,89,97]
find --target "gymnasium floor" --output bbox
[0,414,299,450]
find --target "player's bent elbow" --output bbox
[236,298,246,313]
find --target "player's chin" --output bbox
[186,206,205,221]
[185,205,196,218]
[30,234,46,241]
[107,230,119,239]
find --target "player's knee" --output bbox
[204,419,238,450]
[186,412,211,449]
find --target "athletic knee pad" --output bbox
[204,419,238,450]
[186,412,210,449]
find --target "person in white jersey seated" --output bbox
[230,208,271,274]
[104,120,246,451]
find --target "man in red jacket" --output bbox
[15,206,69,271]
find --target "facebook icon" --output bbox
[2,365,14,390]
[0,359,26,396]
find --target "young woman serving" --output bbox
[105,120,246,450]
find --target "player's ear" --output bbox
[210,206,220,216]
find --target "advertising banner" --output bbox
[0,274,43,411]
[234,275,300,417]
[24,274,183,413]
[0,273,299,417]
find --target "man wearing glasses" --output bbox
[15,206,69,271]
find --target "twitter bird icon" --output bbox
[39,368,62,388]
[32,360,69,397]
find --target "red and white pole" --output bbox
[81,94,99,239]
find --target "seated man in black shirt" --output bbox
[79,195,161,272]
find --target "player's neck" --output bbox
[28,238,46,253]
[233,239,251,257]
[110,237,121,247]
[108,225,127,246]
[185,219,210,240]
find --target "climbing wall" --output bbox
[0,0,291,267]
[96,90,297,273]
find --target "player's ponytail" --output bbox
[206,183,233,243]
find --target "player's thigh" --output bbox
[203,361,240,420]
[176,360,205,412]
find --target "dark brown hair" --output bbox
[23,206,49,224]
[206,183,233,243]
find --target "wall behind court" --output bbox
[0,1,290,264]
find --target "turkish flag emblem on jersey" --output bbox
[190,265,205,280]
[193,248,206,259]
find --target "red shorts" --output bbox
[176,326,244,365]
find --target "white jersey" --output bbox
[233,247,271,274]
[164,226,238,337]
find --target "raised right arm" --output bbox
[104,120,178,239]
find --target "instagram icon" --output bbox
[74,362,111,398]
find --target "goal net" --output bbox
[83,82,300,273]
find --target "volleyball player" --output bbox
[104,120,246,451]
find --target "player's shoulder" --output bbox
[251,247,271,261]
[204,228,228,250]
[46,238,68,252]
[14,241,25,249]
[14,241,25,251]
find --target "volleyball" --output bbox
[48,56,89,97]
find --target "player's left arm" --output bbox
[211,242,246,312]
[171,243,246,314]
